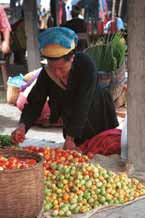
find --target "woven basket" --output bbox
[0,149,44,218]
[97,62,126,102]
[6,85,20,105]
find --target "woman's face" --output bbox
[48,55,74,80]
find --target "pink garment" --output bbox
[58,0,63,25]
[0,6,11,32]
[99,0,108,20]
[16,92,50,124]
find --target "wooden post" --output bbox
[127,0,145,171]
[112,0,116,21]
[23,0,41,72]
[118,0,123,17]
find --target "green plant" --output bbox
[86,33,126,73]
[0,135,18,148]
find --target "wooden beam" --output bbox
[127,0,145,171]
[23,0,41,72]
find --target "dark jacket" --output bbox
[63,18,88,51]
[20,53,118,145]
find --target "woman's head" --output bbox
[38,27,78,59]
[38,27,77,79]
[47,52,75,79]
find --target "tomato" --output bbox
[26,159,37,166]
[0,155,37,170]
[87,152,94,159]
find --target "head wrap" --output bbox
[38,27,78,58]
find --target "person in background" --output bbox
[11,27,119,155]
[63,5,88,51]
[11,13,27,67]
[77,0,99,21]
[64,0,72,21]
[0,5,11,90]
[50,0,66,26]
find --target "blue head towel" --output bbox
[38,27,78,49]
[116,17,125,31]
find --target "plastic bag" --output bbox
[121,114,128,160]
[7,74,27,88]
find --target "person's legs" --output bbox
[1,63,8,90]
[0,51,8,90]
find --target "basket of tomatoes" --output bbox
[0,149,44,218]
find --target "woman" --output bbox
[11,27,119,151]
[0,6,11,90]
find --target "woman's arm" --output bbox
[20,69,49,132]
[0,6,11,53]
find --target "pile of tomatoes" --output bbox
[22,146,145,217]
[0,155,37,170]
[23,146,90,176]
[43,162,145,217]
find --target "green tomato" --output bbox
[68,176,74,181]
[44,188,50,194]
[114,199,120,205]
[78,196,83,202]
[70,170,75,176]
[69,204,77,211]
[88,198,95,204]
[64,167,71,174]
[59,209,65,216]
[57,182,64,189]
[83,191,91,200]
[70,198,78,204]
[93,202,100,208]
[96,188,101,194]
[78,174,83,180]
[85,181,92,188]
[44,202,53,211]
[66,210,72,217]
[51,210,59,217]
[80,179,86,185]
[59,175,65,180]
[72,206,80,214]
[98,196,106,204]
[84,175,90,181]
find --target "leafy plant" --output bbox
[86,33,126,73]
[0,135,18,148]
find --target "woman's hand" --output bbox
[63,136,81,152]
[63,136,76,150]
[11,123,26,144]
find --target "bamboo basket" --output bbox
[97,62,126,102]
[6,84,20,105]
[0,149,44,218]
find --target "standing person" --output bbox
[11,27,119,154]
[0,5,11,90]
[63,5,88,51]
[64,0,72,21]
[77,0,99,21]
[63,5,87,33]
